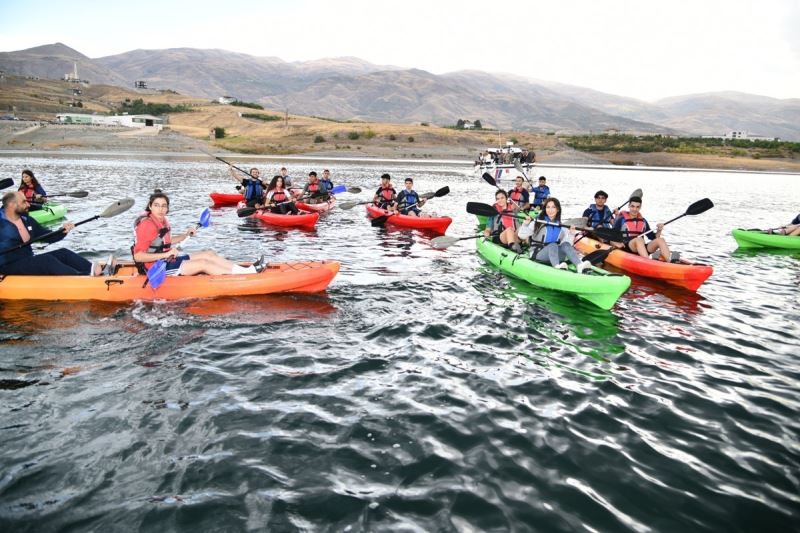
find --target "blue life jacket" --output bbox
[243,179,263,202]
[586,204,612,228]
[399,189,419,209]
[542,216,561,244]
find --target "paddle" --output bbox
[370,186,450,227]
[146,259,167,290]
[341,186,450,211]
[513,160,534,186]
[632,198,714,240]
[41,190,90,198]
[0,198,135,256]
[201,149,254,179]
[179,208,211,249]
[0,178,15,190]
[482,172,499,188]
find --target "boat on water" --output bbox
[473,142,536,187]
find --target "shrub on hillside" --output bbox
[314,135,325,143]
[348,131,360,140]
[232,100,264,110]
[214,127,225,139]
[408,136,414,143]
[242,113,281,122]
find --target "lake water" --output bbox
[1,154,799,531]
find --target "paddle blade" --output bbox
[0,178,14,190]
[99,198,135,218]
[339,201,362,210]
[371,215,390,227]
[237,207,257,218]
[563,217,588,227]
[630,188,643,200]
[347,186,362,194]
[67,190,90,198]
[481,172,497,187]
[686,198,714,216]
[466,201,498,217]
[198,207,212,228]
[430,235,461,249]
[329,184,347,195]
[583,248,612,265]
[147,260,167,290]
[591,227,623,242]
[434,186,450,198]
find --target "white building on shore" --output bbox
[55,113,164,130]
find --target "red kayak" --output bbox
[210,192,244,207]
[237,200,319,229]
[365,204,452,234]
[296,197,336,213]
[574,235,713,291]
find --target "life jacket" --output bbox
[19,184,36,202]
[268,189,288,203]
[377,186,396,204]
[587,204,611,228]
[134,213,171,253]
[509,187,526,205]
[618,210,646,239]
[542,216,561,244]
[399,189,420,209]
[306,181,320,194]
[495,203,516,231]
[243,178,263,202]
[320,179,334,190]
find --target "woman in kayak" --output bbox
[18,169,47,211]
[611,196,672,260]
[264,175,299,215]
[519,197,592,273]
[483,189,523,253]
[133,191,265,276]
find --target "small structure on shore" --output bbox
[218,96,236,105]
[55,113,164,130]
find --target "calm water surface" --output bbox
[0,155,799,532]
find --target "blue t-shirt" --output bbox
[532,185,550,206]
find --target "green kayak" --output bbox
[29,203,67,225]
[476,238,631,310]
[732,228,800,250]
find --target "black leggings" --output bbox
[0,248,92,275]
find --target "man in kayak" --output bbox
[767,213,800,236]
[483,189,523,253]
[302,171,330,205]
[229,165,266,208]
[133,191,266,276]
[582,190,614,229]
[395,178,427,217]
[611,196,672,261]
[280,167,293,188]
[507,176,531,212]
[373,173,397,210]
[0,191,105,276]
[519,197,592,273]
[320,169,334,192]
[531,176,550,209]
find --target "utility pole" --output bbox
[284,108,288,132]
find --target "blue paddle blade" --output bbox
[147,260,167,290]
[330,184,346,195]
[198,207,212,228]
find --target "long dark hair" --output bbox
[19,169,40,190]
[537,197,562,222]
[145,190,169,214]
[268,175,284,191]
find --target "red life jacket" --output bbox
[495,203,516,230]
[19,184,36,202]
[307,182,319,194]
[379,186,395,202]
[269,189,288,203]
[619,210,645,237]
[509,187,525,204]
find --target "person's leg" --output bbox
[558,241,583,266]
[0,251,85,275]
[532,243,559,267]
[49,248,92,275]
[646,238,671,260]
[189,250,238,270]
[628,238,649,257]
[177,258,232,276]
[788,225,800,236]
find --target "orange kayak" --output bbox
[0,260,339,301]
[574,236,712,291]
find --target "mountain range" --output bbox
[2,42,798,140]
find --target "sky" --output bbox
[0,0,798,101]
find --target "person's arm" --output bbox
[373,187,382,204]
[28,217,68,244]
[228,164,243,184]
[132,222,178,263]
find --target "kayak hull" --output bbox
[209,192,244,206]
[296,197,336,213]
[0,261,339,301]
[365,204,452,234]
[476,238,630,310]
[251,209,319,229]
[574,236,713,291]
[732,228,800,250]
[29,203,67,224]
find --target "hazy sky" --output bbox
[1,0,797,101]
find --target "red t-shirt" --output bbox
[133,214,171,269]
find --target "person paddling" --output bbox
[229,165,266,208]
[519,197,592,273]
[767,213,800,236]
[483,189,522,253]
[373,173,397,210]
[133,191,265,276]
[611,196,672,261]
[18,169,47,211]
[507,176,531,212]
[582,190,614,229]
[395,177,427,217]
[302,171,330,205]
[265,175,299,214]
[531,176,550,209]
[0,191,105,275]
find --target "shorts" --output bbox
[164,254,190,276]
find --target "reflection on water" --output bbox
[0,155,799,531]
